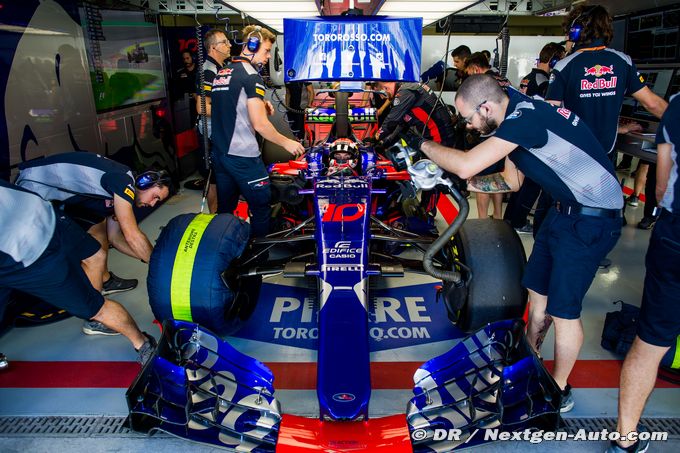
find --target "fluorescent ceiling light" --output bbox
[223,1,319,32]
[378,0,476,26]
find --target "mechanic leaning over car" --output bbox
[15,151,170,336]
[611,94,680,453]
[404,74,623,414]
[374,80,456,220]
[0,180,156,364]
[210,25,304,238]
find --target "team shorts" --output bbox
[0,212,103,320]
[522,207,622,319]
[637,209,680,347]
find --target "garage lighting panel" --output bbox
[225,1,319,33]
[378,0,477,27]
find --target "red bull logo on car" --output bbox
[584,64,614,77]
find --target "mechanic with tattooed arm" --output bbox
[403,74,623,413]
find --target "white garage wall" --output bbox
[422,35,565,87]
[272,34,564,88]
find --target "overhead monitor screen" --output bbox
[81,9,166,112]
[283,16,422,83]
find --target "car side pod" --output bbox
[407,319,563,452]
[126,320,281,452]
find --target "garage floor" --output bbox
[0,168,678,451]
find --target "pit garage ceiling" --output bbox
[128,1,680,32]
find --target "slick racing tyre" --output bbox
[450,219,527,332]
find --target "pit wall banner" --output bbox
[283,16,422,83]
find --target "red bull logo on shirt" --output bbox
[581,76,617,91]
[583,64,614,77]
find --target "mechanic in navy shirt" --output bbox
[407,75,623,412]
[15,152,170,335]
[520,42,565,99]
[210,25,304,238]
[612,94,680,452]
[192,29,231,213]
[545,4,667,163]
[0,180,156,363]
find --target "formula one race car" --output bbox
[128,43,149,64]
[128,90,563,452]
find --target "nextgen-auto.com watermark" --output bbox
[410,428,668,444]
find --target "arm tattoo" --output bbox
[535,314,553,351]
[468,172,512,193]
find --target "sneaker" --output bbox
[136,332,157,365]
[560,384,575,413]
[616,163,631,172]
[514,223,533,235]
[637,217,656,230]
[599,258,612,269]
[605,425,650,453]
[0,353,8,370]
[183,178,206,191]
[102,272,138,296]
[82,320,120,336]
[627,195,639,207]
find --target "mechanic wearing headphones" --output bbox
[210,25,304,238]
[546,4,667,164]
[15,152,170,335]
[0,180,156,364]
[192,28,232,213]
[374,80,456,220]
[405,74,623,414]
[505,42,565,235]
[520,42,565,99]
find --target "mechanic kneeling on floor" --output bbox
[15,151,170,336]
[0,180,155,364]
[404,74,623,413]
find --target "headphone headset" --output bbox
[568,6,597,43]
[135,170,171,190]
[548,51,561,69]
[245,26,263,54]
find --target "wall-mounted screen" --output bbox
[283,16,422,82]
[81,9,166,112]
[621,67,676,120]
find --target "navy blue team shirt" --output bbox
[211,56,267,158]
[655,93,680,214]
[546,40,646,155]
[15,152,136,218]
[494,89,624,210]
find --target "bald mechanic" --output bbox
[15,152,170,335]
[0,180,156,364]
[210,25,304,238]
[404,75,623,413]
